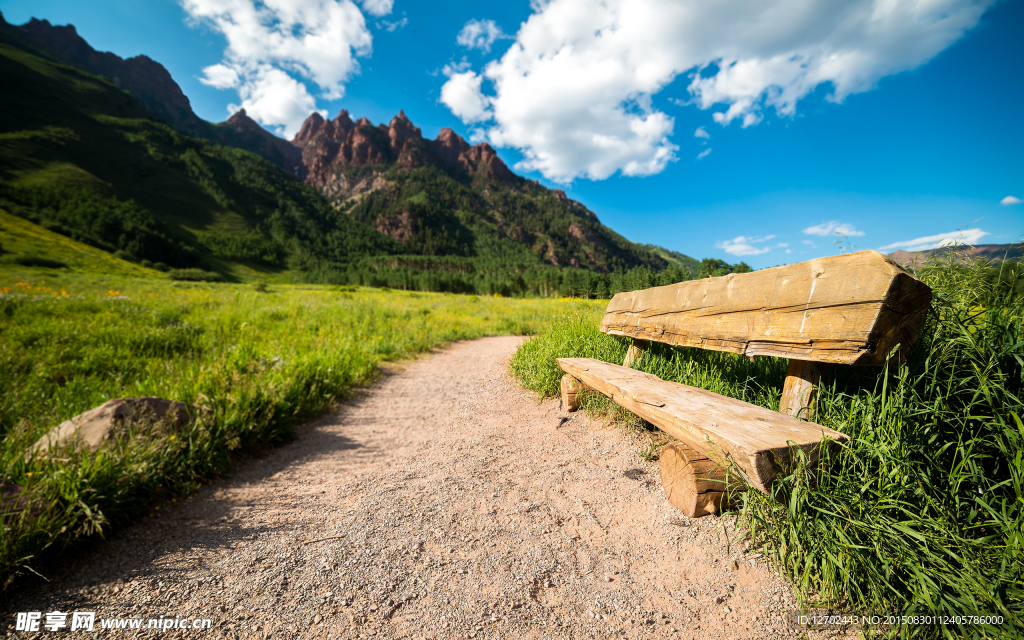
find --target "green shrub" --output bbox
[167,268,223,282]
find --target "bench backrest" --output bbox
[601,250,932,367]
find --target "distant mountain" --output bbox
[889,243,1023,269]
[1,12,301,172]
[288,109,670,272]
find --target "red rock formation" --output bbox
[292,112,325,147]
[290,110,517,188]
[391,108,423,163]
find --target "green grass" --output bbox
[0,268,602,586]
[510,258,1024,638]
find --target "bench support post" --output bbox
[622,338,650,368]
[659,442,735,517]
[560,374,586,412]
[780,359,827,421]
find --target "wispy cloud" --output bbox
[456,19,511,54]
[378,16,407,31]
[696,148,712,160]
[694,126,710,139]
[803,221,865,237]
[1001,195,1022,206]
[716,235,776,256]
[802,239,816,247]
[878,228,989,252]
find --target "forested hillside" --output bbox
[0,32,399,280]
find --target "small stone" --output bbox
[369,604,378,612]
[605,576,613,582]
[715,596,725,605]
[314,614,323,623]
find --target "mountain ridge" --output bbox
[1,12,303,173]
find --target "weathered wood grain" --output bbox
[557,358,849,494]
[600,251,932,366]
[779,360,826,421]
[659,441,738,517]
[560,374,585,412]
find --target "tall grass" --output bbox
[0,273,600,586]
[510,257,1023,638]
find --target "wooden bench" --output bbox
[557,251,933,517]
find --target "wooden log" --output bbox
[557,357,849,494]
[779,359,826,421]
[560,374,586,412]
[600,250,932,366]
[659,442,736,517]
[622,338,649,368]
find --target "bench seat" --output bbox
[557,357,850,494]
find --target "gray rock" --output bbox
[29,397,204,455]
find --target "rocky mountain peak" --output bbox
[434,128,471,154]
[333,109,354,129]
[224,109,263,132]
[292,112,325,146]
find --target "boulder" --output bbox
[29,397,201,455]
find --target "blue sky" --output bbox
[2,0,1021,268]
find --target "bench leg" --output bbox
[659,442,734,517]
[780,359,827,421]
[622,338,650,368]
[560,374,586,412]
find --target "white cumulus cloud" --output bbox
[694,126,710,139]
[803,221,865,237]
[878,228,989,253]
[198,62,240,89]
[440,0,993,182]
[717,235,776,256]
[229,67,326,136]
[440,71,491,123]
[1001,195,1022,205]
[183,0,376,137]
[456,19,510,54]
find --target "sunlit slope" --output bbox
[0,206,156,277]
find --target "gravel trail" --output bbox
[4,336,848,639]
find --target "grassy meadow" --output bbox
[511,257,1024,638]
[0,263,600,585]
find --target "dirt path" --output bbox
[4,337,845,639]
